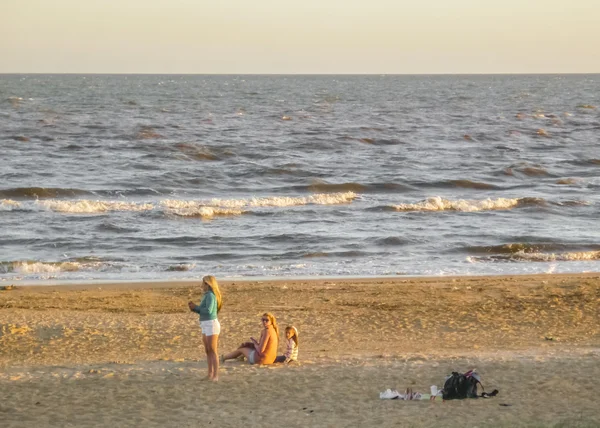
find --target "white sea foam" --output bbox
[26,192,356,216]
[513,250,600,262]
[38,200,154,213]
[12,261,80,274]
[468,250,600,263]
[393,196,520,212]
[6,260,108,276]
[0,199,21,210]
[165,206,245,218]
[161,192,357,210]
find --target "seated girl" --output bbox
[275,326,299,363]
[221,312,279,365]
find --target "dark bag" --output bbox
[442,371,482,400]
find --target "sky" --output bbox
[1,0,599,74]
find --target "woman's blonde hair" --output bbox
[286,326,299,346]
[203,275,222,313]
[262,312,279,343]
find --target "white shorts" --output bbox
[200,319,221,336]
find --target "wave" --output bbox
[417,179,500,190]
[0,199,21,210]
[462,242,600,255]
[353,137,403,146]
[161,192,356,210]
[174,143,235,161]
[15,192,356,216]
[290,183,411,193]
[569,158,600,167]
[0,187,91,199]
[373,236,413,247]
[307,183,368,193]
[166,206,245,218]
[300,250,368,258]
[166,264,196,271]
[504,163,550,177]
[448,180,499,190]
[391,196,533,212]
[135,126,162,140]
[0,259,106,275]
[262,233,334,244]
[95,222,141,233]
[468,250,600,263]
[38,200,154,213]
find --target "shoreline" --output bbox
[5,270,600,290]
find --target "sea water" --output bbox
[1,74,599,282]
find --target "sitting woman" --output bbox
[221,312,279,365]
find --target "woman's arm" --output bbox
[254,329,269,356]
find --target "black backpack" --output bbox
[442,371,482,400]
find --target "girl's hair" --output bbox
[286,326,299,346]
[262,312,279,344]
[203,275,222,313]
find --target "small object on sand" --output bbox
[544,336,554,341]
[1,285,16,291]
[499,403,512,407]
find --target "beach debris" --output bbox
[544,336,554,341]
[1,285,16,291]
[281,115,292,120]
[380,387,443,400]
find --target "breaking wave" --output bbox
[0,199,21,210]
[166,206,245,218]
[38,200,154,213]
[162,192,356,218]
[0,259,107,275]
[462,242,600,255]
[17,192,356,216]
[162,192,357,210]
[392,196,531,212]
[468,250,600,263]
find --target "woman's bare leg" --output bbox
[206,334,219,381]
[222,349,242,361]
[202,334,212,379]
[222,346,253,362]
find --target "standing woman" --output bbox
[188,275,223,381]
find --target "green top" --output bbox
[193,290,218,321]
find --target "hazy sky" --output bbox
[1,0,599,74]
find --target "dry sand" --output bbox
[1,273,599,427]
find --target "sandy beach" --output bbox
[1,273,599,427]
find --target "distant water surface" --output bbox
[1,74,599,282]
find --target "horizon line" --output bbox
[1,72,599,76]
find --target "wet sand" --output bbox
[1,273,599,427]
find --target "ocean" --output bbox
[1,74,599,283]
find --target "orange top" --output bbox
[255,325,278,365]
